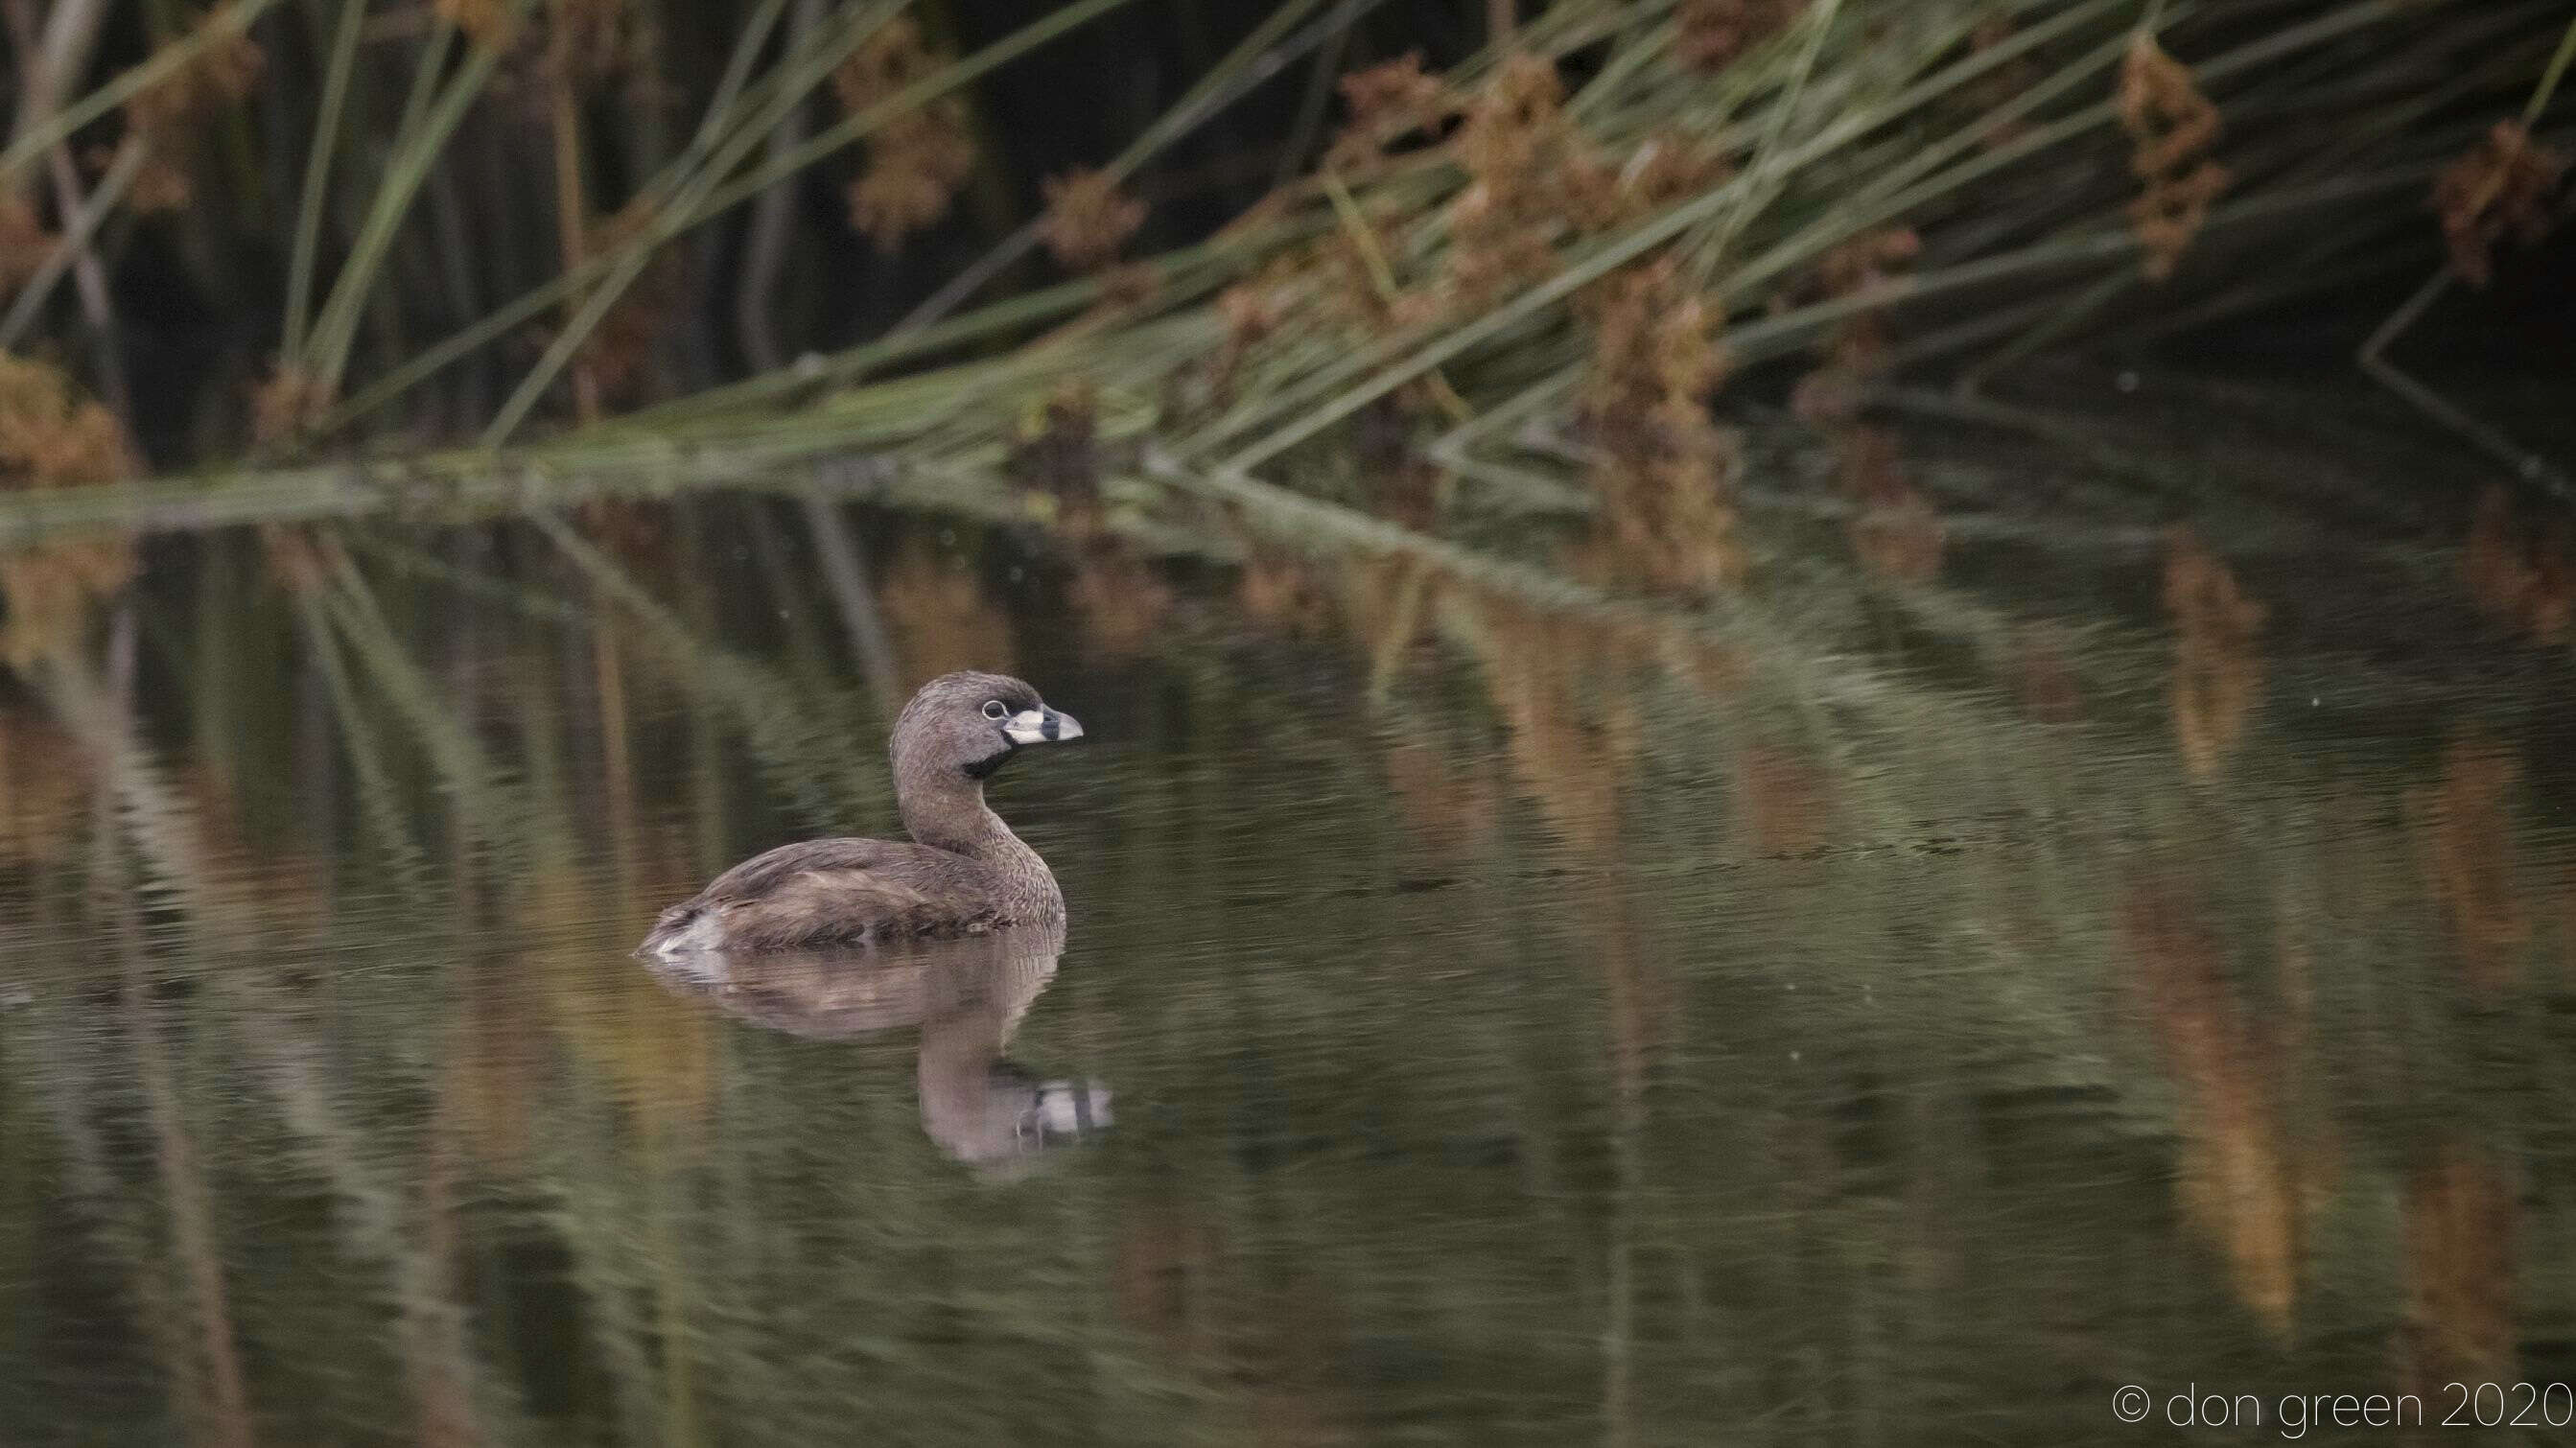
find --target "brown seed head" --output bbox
[2118,34,2227,281]
[250,363,337,449]
[122,6,266,214]
[1675,0,1809,75]
[1326,53,1456,170]
[837,19,978,250]
[1577,260,1743,597]
[0,200,55,296]
[435,0,525,51]
[1445,55,1615,305]
[1039,170,1148,273]
[0,356,134,668]
[2433,121,2565,289]
[0,354,129,489]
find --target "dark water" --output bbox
[4,403,2576,1445]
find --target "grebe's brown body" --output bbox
[641,671,1081,955]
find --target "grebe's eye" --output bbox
[982,699,1008,720]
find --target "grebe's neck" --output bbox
[902,778,1062,920]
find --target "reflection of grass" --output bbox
[312,533,528,862]
[2165,526,2265,782]
[9,436,2576,1441]
[2399,1141,2519,1394]
[876,533,1017,688]
[2121,879,2311,1341]
[290,578,434,892]
[537,510,887,829]
[4,992,203,1441]
[0,703,86,868]
[2414,726,2529,995]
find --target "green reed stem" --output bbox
[329,0,1148,437]
[0,134,143,349]
[304,10,522,401]
[0,0,286,186]
[281,0,370,360]
[2524,14,2576,122]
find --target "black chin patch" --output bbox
[962,746,1015,781]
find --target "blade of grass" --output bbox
[304,9,525,401]
[0,0,287,187]
[1687,0,1843,289]
[281,0,370,357]
[485,0,925,444]
[405,0,1148,444]
[0,134,144,350]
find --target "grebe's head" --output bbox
[892,670,1085,783]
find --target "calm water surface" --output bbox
[4,404,2575,1444]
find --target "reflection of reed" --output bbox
[1348,554,1437,700]
[1112,1195,1225,1363]
[1380,729,1499,866]
[2462,484,2571,643]
[1738,743,1835,858]
[2121,880,2311,1341]
[10,626,250,1447]
[2164,528,2263,780]
[877,533,1017,687]
[18,462,2576,1441]
[62,600,503,1443]
[801,496,905,708]
[1243,1275,1359,1448]
[105,783,255,1448]
[409,1047,480,1448]
[1452,587,1642,856]
[1238,543,1339,638]
[1838,428,1944,584]
[596,612,639,880]
[2561,873,2576,986]
[0,699,85,867]
[541,512,881,825]
[1107,1193,1360,1447]
[286,566,435,893]
[32,647,260,950]
[1068,547,1177,661]
[450,954,544,1172]
[0,533,133,668]
[2413,726,2527,994]
[1446,579,1680,1447]
[225,981,505,1445]
[2397,1141,2518,1394]
[300,532,522,863]
[536,881,716,1143]
[9,996,206,1440]
[2011,622,2085,724]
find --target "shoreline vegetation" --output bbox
[0,0,2567,646]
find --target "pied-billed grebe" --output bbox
[641,670,1083,956]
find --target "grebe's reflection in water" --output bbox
[644,919,1108,1174]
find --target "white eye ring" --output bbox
[982,699,1008,720]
